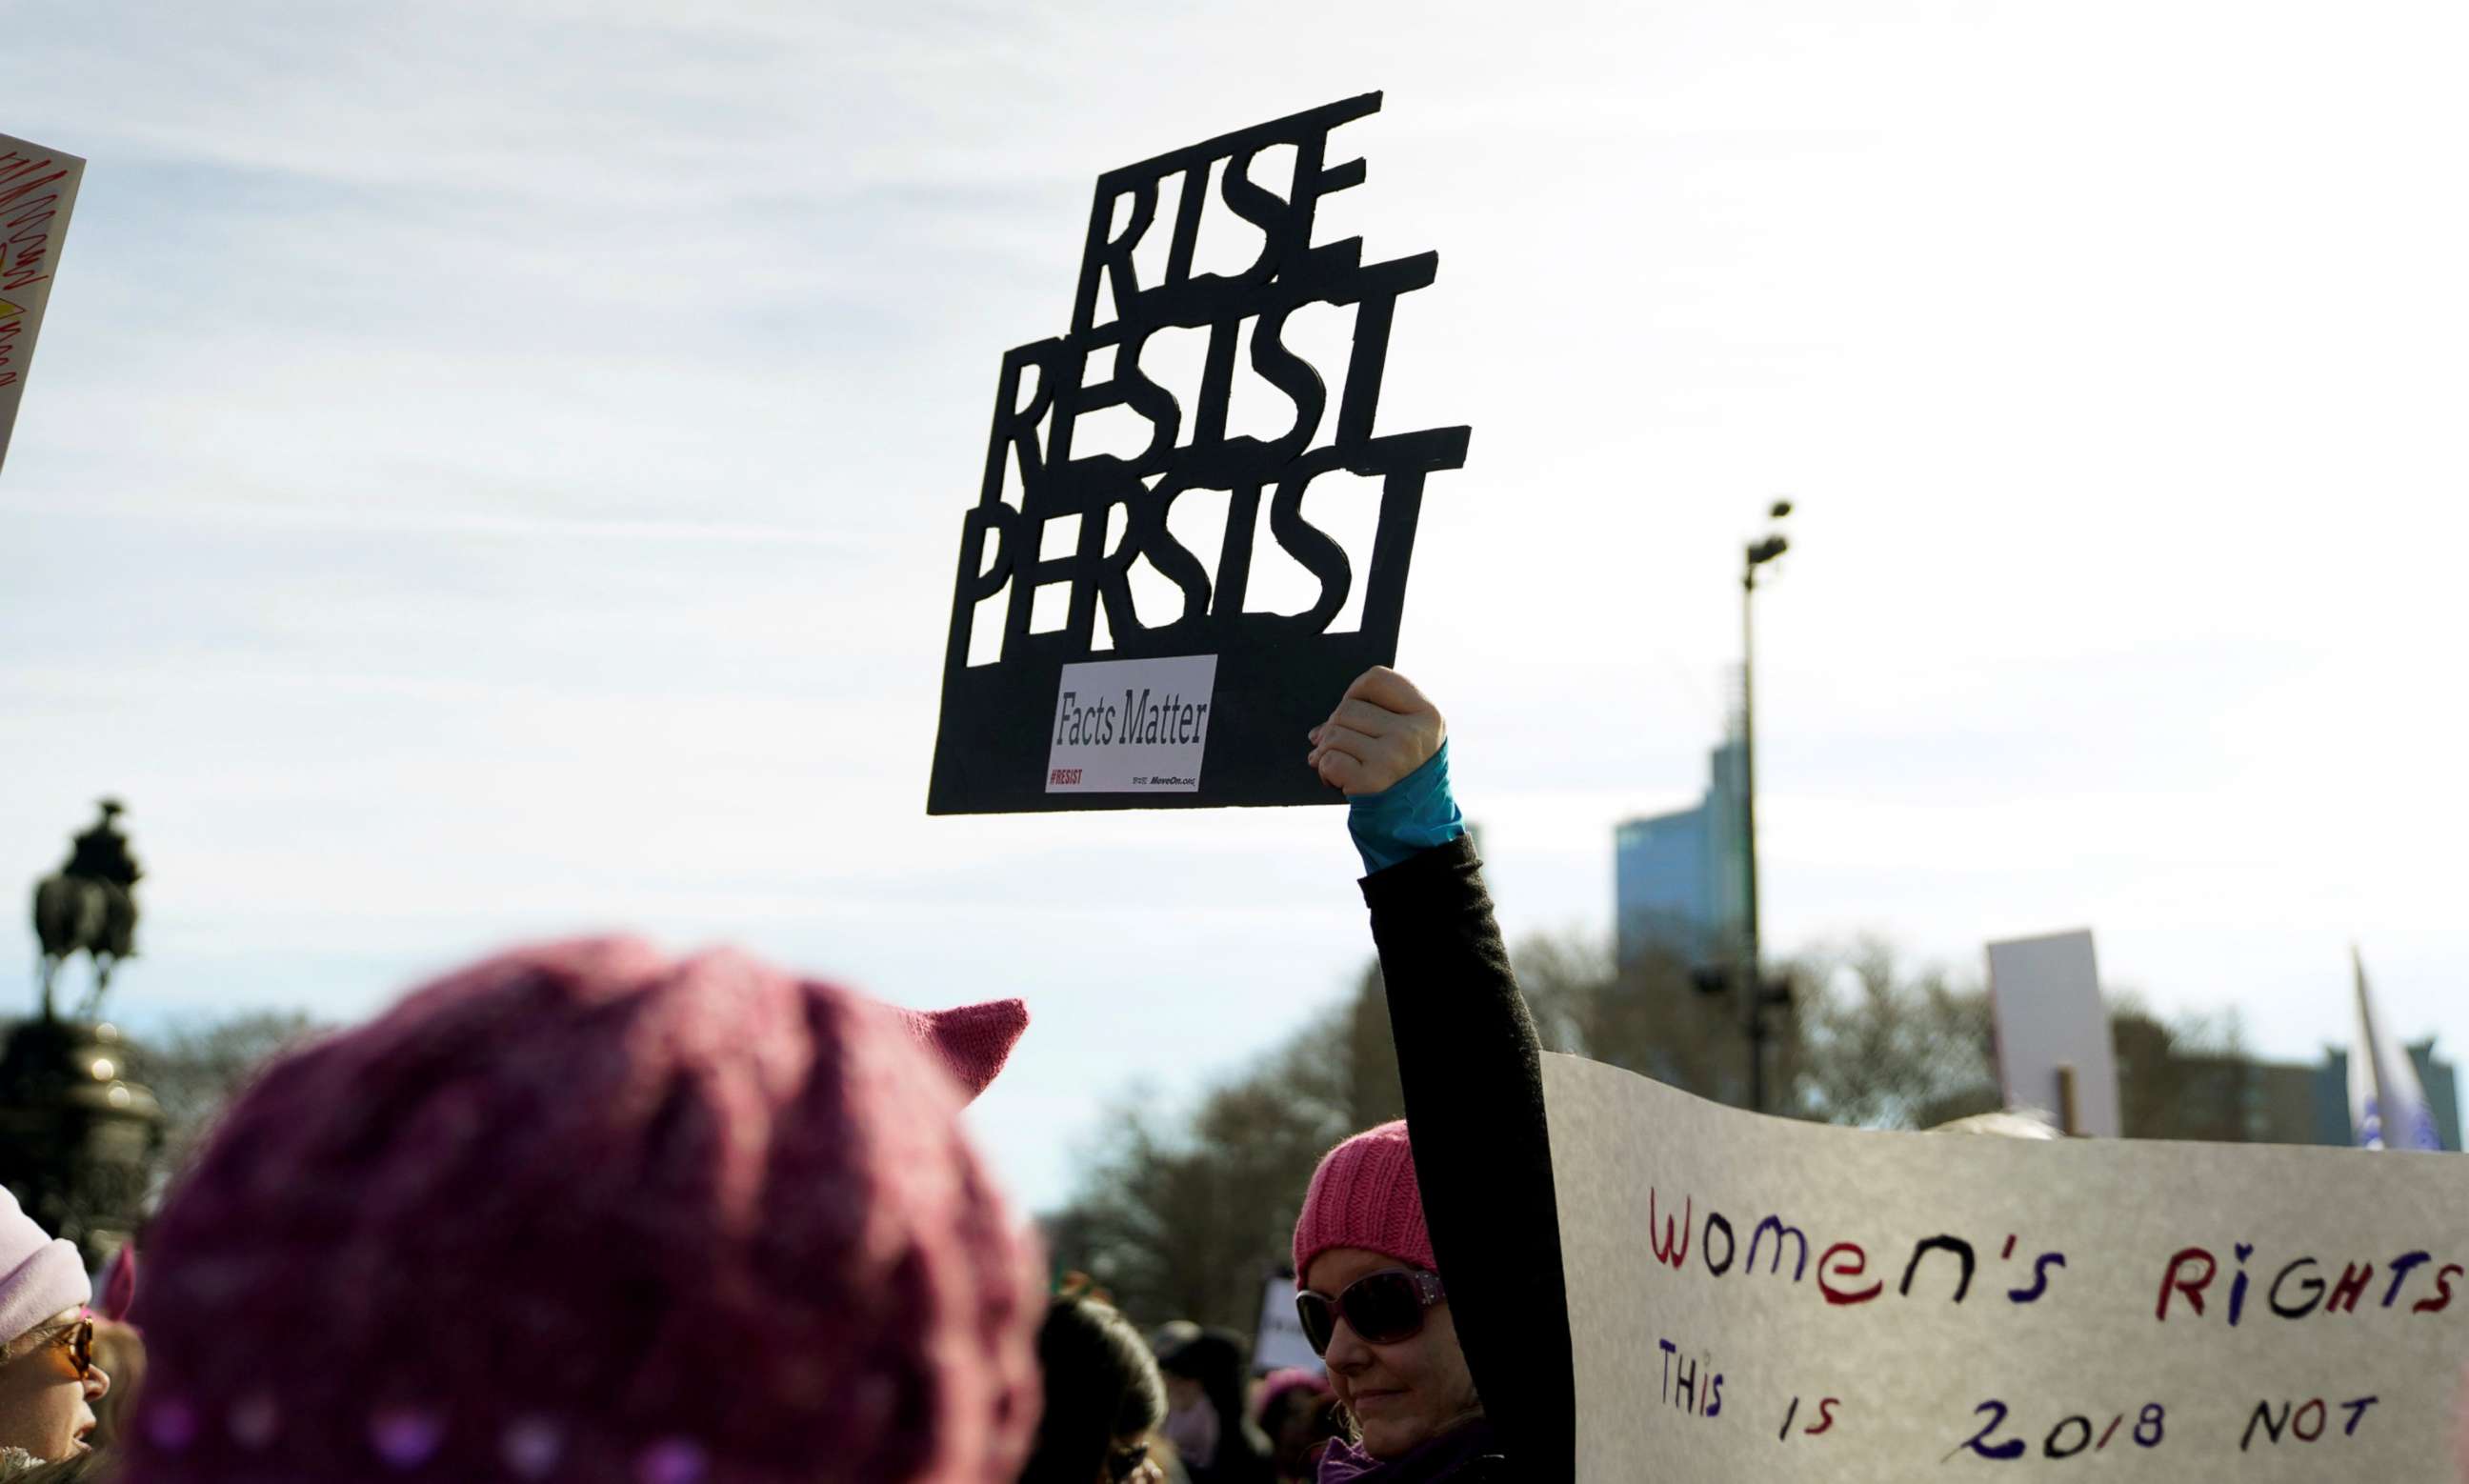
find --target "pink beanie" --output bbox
[124,937,1042,1484]
[1254,1366,1332,1422]
[0,1187,89,1348]
[1292,1120,1435,1287]
[899,998,1030,1102]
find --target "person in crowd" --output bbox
[59,1247,139,1466]
[1152,1327,1271,1484]
[75,1325,136,1461]
[1251,1369,1336,1483]
[118,937,1043,1483]
[1932,1109,2060,1139]
[0,1192,110,1472]
[74,1323,136,1461]
[1296,668,1575,1481]
[1290,1124,1498,1480]
[1018,1286,1168,1484]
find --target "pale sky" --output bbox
[5,0,2465,1212]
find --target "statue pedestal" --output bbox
[0,1018,163,1270]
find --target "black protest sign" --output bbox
[927,93,1468,813]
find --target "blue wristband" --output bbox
[1346,739,1466,875]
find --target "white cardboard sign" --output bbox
[0,132,86,476]
[1543,1052,2468,1481]
[1253,1271,1324,1374]
[1988,929,2121,1137]
[1044,654,1217,794]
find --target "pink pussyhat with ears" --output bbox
[124,936,1043,1484]
[899,998,1029,1102]
[100,1243,138,1324]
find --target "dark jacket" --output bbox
[1358,836,1575,1482]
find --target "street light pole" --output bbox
[1739,503,1792,1113]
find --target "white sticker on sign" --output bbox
[1046,654,1218,793]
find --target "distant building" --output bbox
[2320,1043,2459,1150]
[1615,739,1747,965]
[2118,1035,2459,1151]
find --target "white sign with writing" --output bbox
[1989,929,2122,1137]
[1542,1052,2468,1481]
[0,133,86,476]
[1045,654,1217,793]
[1253,1271,1323,1374]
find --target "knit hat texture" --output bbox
[899,998,1029,1102]
[1252,1367,1332,1424]
[123,936,1042,1484]
[99,1243,136,1325]
[0,1187,88,1350]
[1292,1120,1435,1286]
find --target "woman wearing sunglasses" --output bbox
[1299,670,1575,1482]
[0,1192,110,1470]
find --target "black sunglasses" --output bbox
[1105,1441,1150,1481]
[1295,1268,1445,1354]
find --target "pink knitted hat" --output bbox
[0,1186,88,1348]
[123,937,1042,1484]
[899,998,1029,1102]
[1254,1366,1333,1422]
[1292,1120,1436,1286]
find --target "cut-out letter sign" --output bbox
[1543,1053,2469,1481]
[0,133,86,478]
[928,92,1468,812]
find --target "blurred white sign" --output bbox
[1987,929,2120,1137]
[0,132,85,476]
[1544,1052,2468,1481]
[1252,1270,1321,1374]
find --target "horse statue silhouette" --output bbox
[31,799,141,1021]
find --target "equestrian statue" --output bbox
[30,799,141,1021]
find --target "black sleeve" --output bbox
[1358,833,1575,1481]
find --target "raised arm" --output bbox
[1310,669,1576,1481]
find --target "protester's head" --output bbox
[1253,1368,1337,1481]
[1151,1325,1251,1454]
[1152,1322,1275,1476]
[123,936,1042,1483]
[0,1190,106,1465]
[1292,1121,1479,1460]
[1018,1289,1165,1484]
[1931,1109,2061,1140]
[82,1323,140,1454]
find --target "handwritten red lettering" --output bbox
[1650,1189,1692,1270]
[2155,1247,2216,1320]
[1817,1242,1880,1306]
